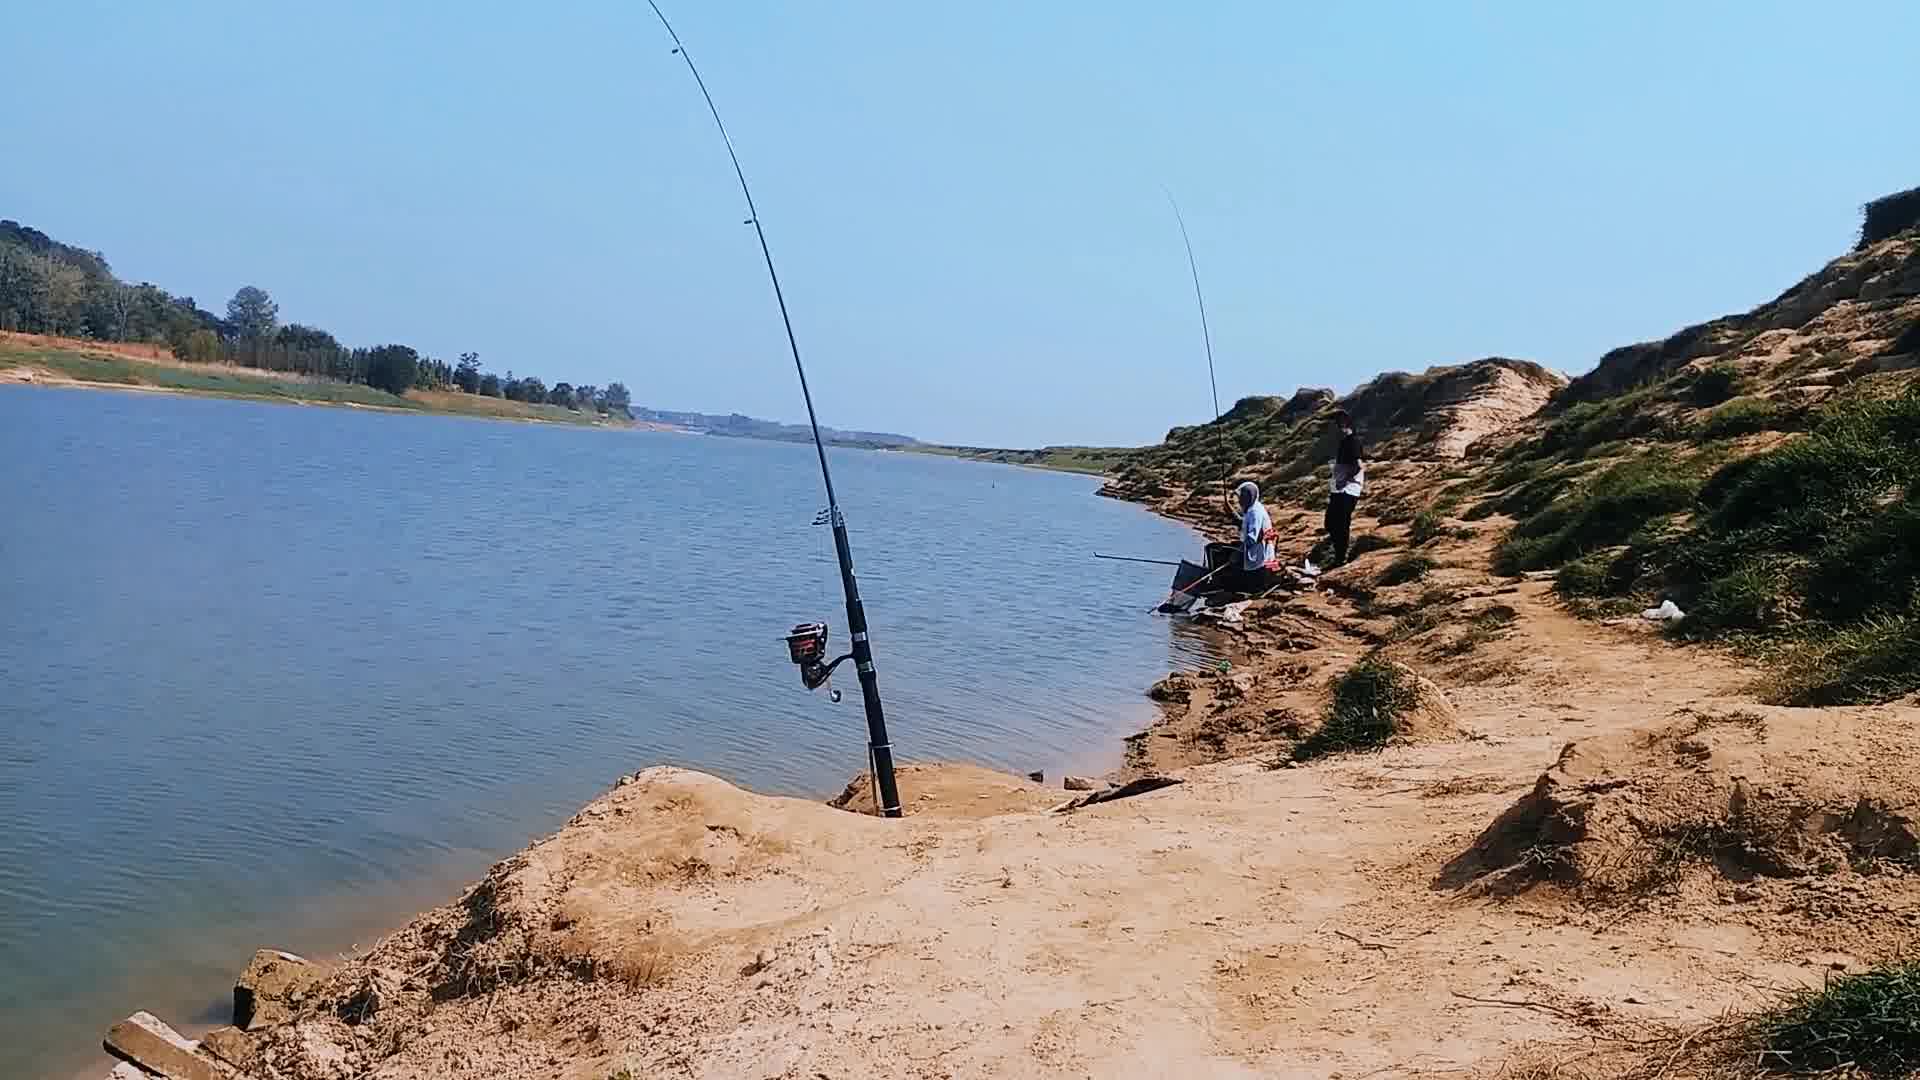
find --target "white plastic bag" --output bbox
[1640,599,1685,622]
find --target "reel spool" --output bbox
[783,621,848,703]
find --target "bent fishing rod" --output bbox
[1166,188,1245,523]
[1164,188,1220,421]
[646,1,902,818]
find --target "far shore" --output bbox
[0,334,666,430]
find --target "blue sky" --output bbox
[6,2,1916,446]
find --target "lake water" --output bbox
[0,385,1216,1079]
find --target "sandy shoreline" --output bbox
[82,476,1920,1078]
[0,367,677,431]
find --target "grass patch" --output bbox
[1347,533,1399,557]
[1694,395,1785,440]
[1765,612,1920,706]
[1493,454,1701,575]
[1377,553,1437,586]
[1,346,420,407]
[1509,387,1920,706]
[1290,658,1419,762]
[1388,607,1443,642]
[1749,961,1920,1076]
[1438,605,1519,656]
[1537,385,1679,456]
[1467,467,1579,522]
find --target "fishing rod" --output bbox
[1164,188,1241,523]
[1163,188,1220,420]
[646,1,902,818]
[1094,553,1184,567]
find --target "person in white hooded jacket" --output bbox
[1216,480,1277,594]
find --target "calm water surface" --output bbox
[0,385,1217,1079]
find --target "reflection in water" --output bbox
[0,386,1217,1079]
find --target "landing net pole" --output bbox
[647,1,902,817]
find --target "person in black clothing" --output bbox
[1324,409,1365,567]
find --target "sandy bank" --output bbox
[110,508,1920,1078]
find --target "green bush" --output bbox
[1687,363,1743,407]
[1750,961,1920,1075]
[1694,395,1783,440]
[1408,508,1444,546]
[1347,533,1399,557]
[1291,658,1420,762]
[1377,553,1437,586]
[1552,552,1614,599]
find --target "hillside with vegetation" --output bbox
[1103,185,1920,707]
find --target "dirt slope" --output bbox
[1101,357,1565,530]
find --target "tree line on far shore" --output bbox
[0,219,630,416]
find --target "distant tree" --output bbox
[478,372,502,397]
[547,381,574,408]
[453,352,481,393]
[364,344,420,395]
[225,286,278,341]
[518,376,546,404]
[412,355,451,391]
[603,381,631,416]
[182,329,222,364]
[275,323,339,352]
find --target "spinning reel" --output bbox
[783,622,851,703]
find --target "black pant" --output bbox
[1325,492,1359,566]
[1214,563,1274,596]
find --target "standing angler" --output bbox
[1325,409,1366,567]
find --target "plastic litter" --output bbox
[1641,599,1686,622]
[1299,558,1322,577]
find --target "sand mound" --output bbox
[1341,358,1566,460]
[1438,707,1920,897]
[829,761,1057,818]
[226,767,908,1075]
[1388,662,1460,740]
